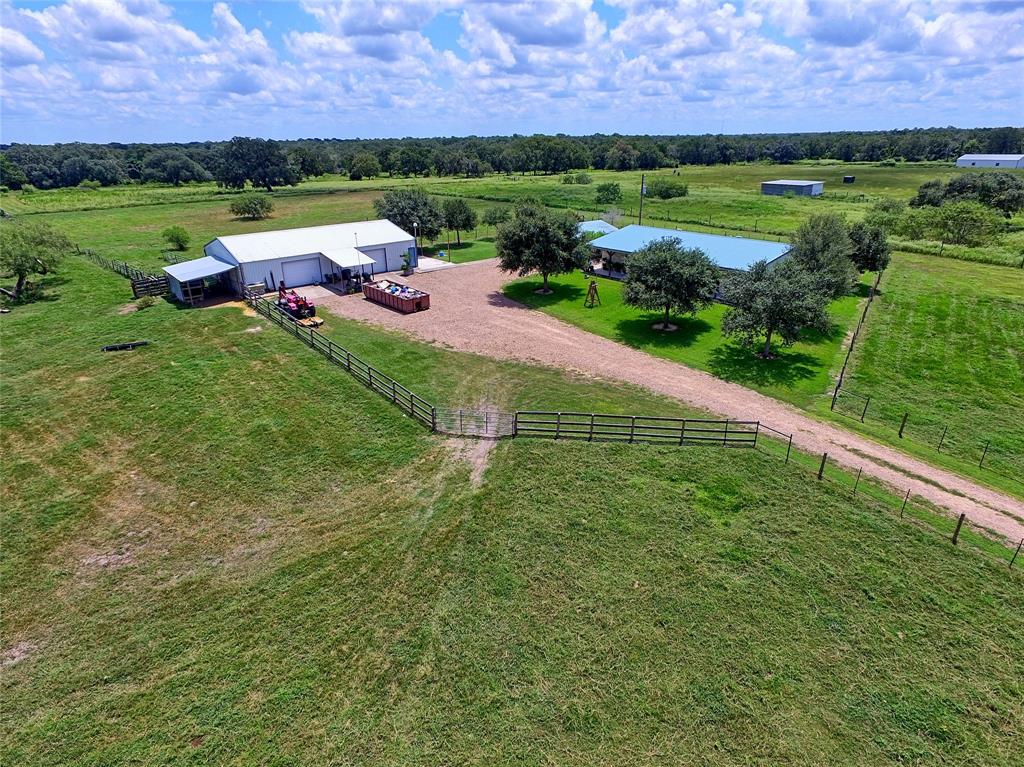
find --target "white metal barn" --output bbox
[761,180,824,196]
[955,154,1024,168]
[163,220,416,303]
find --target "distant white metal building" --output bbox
[955,154,1024,168]
[761,179,824,196]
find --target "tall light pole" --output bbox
[412,221,419,265]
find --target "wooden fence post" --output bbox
[1011,539,1022,570]
[513,411,519,437]
[898,412,908,438]
[853,468,862,495]
[555,412,562,440]
[722,419,729,446]
[900,489,910,517]
[818,452,828,480]
[951,513,966,546]
[860,396,870,422]
[629,416,636,443]
[588,413,595,442]
[431,407,437,432]
[785,434,792,464]
[937,424,948,452]
[979,440,990,467]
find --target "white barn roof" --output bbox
[212,219,414,264]
[763,179,824,186]
[957,154,1024,163]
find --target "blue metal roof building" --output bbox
[589,225,791,272]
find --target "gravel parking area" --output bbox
[316,259,1024,542]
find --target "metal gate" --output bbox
[433,408,515,438]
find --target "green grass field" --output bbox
[5,162,1021,499]
[816,252,1024,494]
[504,271,868,408]
[3,258,1022,765]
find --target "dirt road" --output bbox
[314,261,1024,542]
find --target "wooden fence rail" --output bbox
[514,411,759,447]
[245,290,436,429]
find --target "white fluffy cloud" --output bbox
[0,0,1020,142]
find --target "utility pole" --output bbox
[638,173,646,225]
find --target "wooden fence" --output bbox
[514,411,759,447]
[81,248,170,297]
[246,290,435,429]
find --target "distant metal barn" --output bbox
[761,179,824,196]
[955,154,1024,168]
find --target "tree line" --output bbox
[2,126,1021,191]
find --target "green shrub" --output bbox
[0,186,9,194]
[229,193,274,220]
[20,184,37,194]
[574,172,592,185]
[136,295,156,310]
[561,173,576,184]
[595,182,622,205]
[645,176,689,199]
[161,225,190,251]
[77,180,102,190]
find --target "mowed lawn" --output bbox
[504,271,868,408]
[819,252,1024,492]
[419,235,497,264]
[2,258,1022,765]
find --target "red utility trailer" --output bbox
[362,279,430,314]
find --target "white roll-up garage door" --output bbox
[281,258,322,288]
[360,248,388,272]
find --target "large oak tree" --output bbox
[622,238,718,331]
[495,199,587,293]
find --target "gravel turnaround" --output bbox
[318,260,1024,543]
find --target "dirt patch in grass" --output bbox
[117,303,139,315]
[79,548,135,571]
[219,300,258,317]
[1,640,38,668]
[445,437,496,487]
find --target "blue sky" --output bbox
[1,0,1022,144]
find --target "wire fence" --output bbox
[830,270,882,410]
[828,269,1021,488]
[831,386,1023,486]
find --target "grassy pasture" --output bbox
[2,258,1022,765]
[817,252,1024,495]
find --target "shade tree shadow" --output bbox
[613,315,714,350]
[707,342,820,387]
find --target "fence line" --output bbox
[81,259,1020,565]
[79,247,170,297]
[830,270,882,410]
[245,290,435,429]
[243,289,1018,565]
[827,267,1020,487]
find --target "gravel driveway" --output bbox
[316,259,1024,542]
